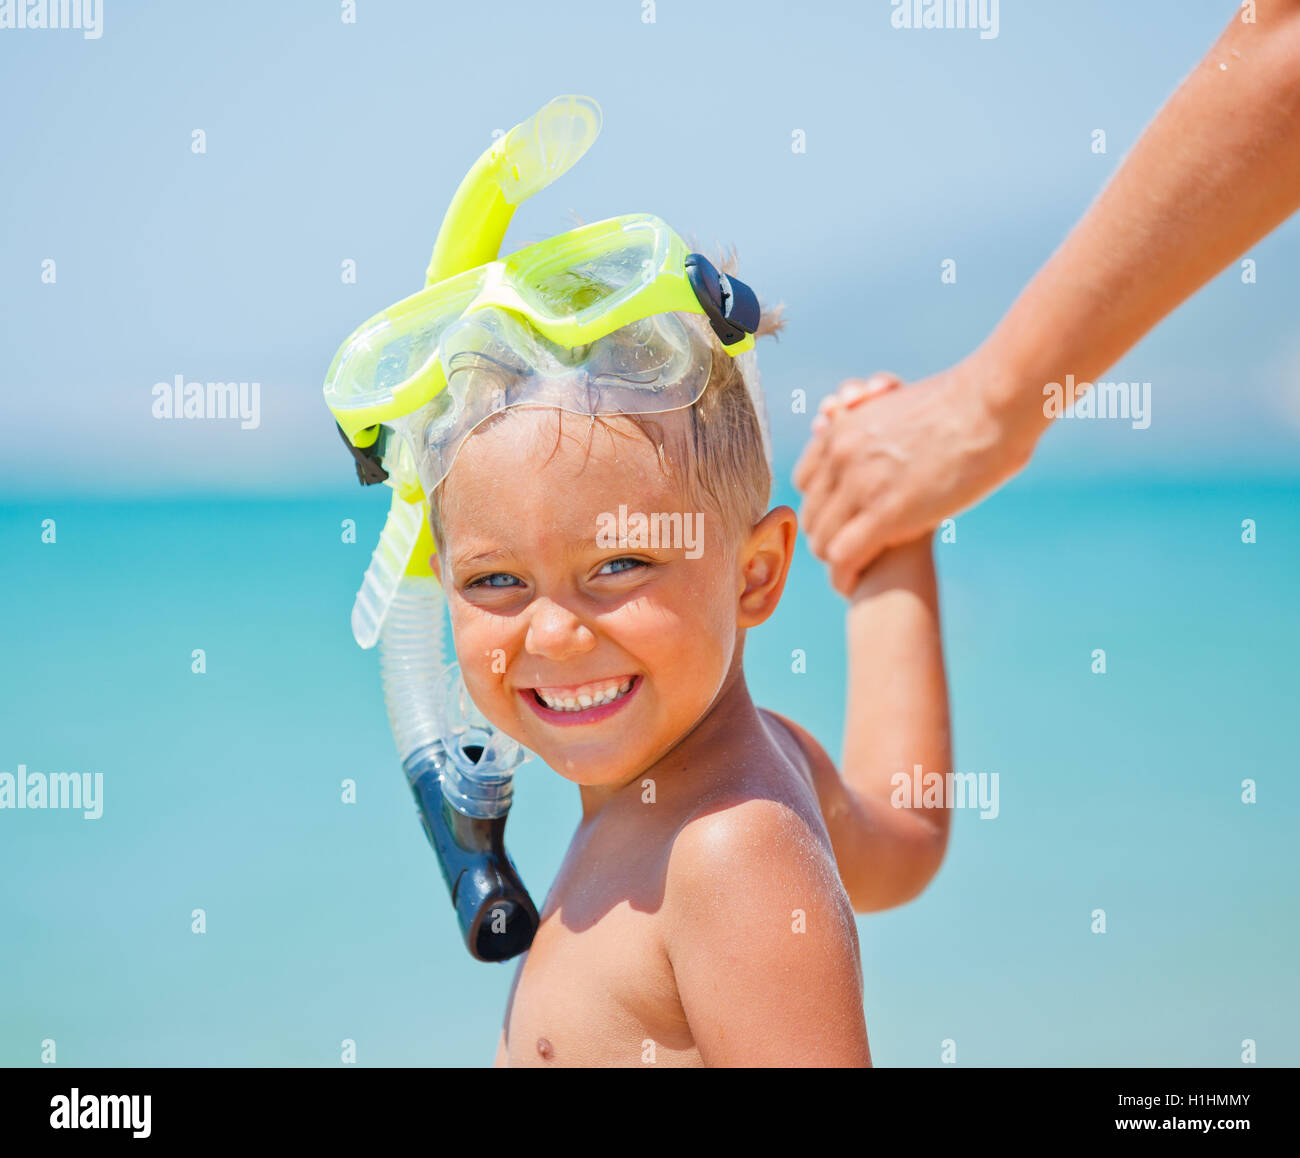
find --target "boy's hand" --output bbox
[809,373,942,600]
[809,370,902,435]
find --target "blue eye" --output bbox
[598,557,644,576]
[468,572,522,589]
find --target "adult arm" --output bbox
[797,0,1300,593]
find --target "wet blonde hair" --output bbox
[428,245,784,555]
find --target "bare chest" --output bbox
[501,843,699,1067]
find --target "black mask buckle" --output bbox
[685,253,761,347]
[337,423,390,486]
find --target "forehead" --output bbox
[437,406,693,547]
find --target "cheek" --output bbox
[687,561,743,678]
[680,551,741,632]
[613,563,737,677]
[446,600,513,708]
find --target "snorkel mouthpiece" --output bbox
[401,671,538,962]
[397,717,535,961]
[406,752,538,962]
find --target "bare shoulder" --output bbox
[664,791,847,927]
[664,712,843,912]
[660,790,869,1065]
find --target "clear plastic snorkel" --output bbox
[349,96,603,961]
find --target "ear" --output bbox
[737,506,797,628]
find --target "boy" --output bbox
[425,311,952,1067]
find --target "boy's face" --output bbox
[436,407,753,789]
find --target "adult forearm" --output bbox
[980,1,1300,434]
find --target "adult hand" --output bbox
[794,355,1042,595]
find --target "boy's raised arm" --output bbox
[843,536,952,907]
[775,536,952,912]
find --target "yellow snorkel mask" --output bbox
[323,95,767,962]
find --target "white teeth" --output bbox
[534,678,634,712]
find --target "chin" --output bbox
[534,743,653,788]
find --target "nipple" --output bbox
[537,1036,554,1061]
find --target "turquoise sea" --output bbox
[2,473,1296,1066]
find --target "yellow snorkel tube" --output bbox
[345,96,602,962]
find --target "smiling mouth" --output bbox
[521,675,640,725]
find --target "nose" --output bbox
[523,597,597,662]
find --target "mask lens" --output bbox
[324,272,481,413]
[396,307,714,498]
[585,314,692,387]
